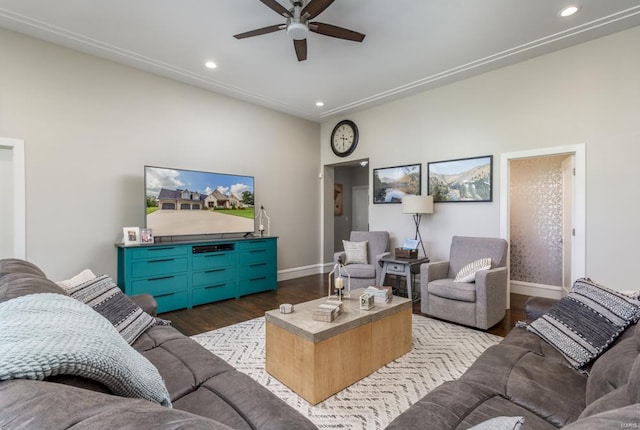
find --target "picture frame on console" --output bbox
[140,228,154,244]
[428,155,493,203]
[372,163,421,204]
[122,227,140,245]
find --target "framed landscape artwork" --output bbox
[372,163,421,204]
[428,155,493,202]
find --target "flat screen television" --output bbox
[144,165,255,238]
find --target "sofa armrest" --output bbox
[131,293,158,317]
[420,261,449,287]
[525,296,558,323]
[333,251,346,265]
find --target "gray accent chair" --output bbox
[333,231,390,289]
[420,236,508,330]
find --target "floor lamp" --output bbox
[402,195,434,258]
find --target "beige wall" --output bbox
[321,26,640,290]
[0,28,320,280]
[3,25,639,290]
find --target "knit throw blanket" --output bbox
[0,293,171,407]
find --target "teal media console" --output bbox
[116,237,277,313]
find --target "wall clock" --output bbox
[330,120,359,157]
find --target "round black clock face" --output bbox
[330,120,359,157]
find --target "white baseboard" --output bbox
[510,280,562,300]
[277,263,330,281]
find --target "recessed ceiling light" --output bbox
[205,61,217,69]
[315,101,324,107]
[560,5,579,17]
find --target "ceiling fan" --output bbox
[233,0,365,62]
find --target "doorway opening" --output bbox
[328,159,370,254]
[0,137,26,259]
[500,144,585,301]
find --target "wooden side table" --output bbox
[380,254,429,301]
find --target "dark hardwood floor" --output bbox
[160,274,528,338]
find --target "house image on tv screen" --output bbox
[157,188,246,211]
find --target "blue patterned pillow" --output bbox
[527,278,640,368]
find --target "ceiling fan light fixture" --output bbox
[287,22,308,40]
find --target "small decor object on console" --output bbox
[360,293,375,310]
[140,228,154,244]
[122,227,140,245]
[258,205,271,236]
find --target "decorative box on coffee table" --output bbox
[264,289,412,405]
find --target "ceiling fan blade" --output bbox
[309,22,365,42]
[259,0,292,18]
[301,0,335,20]
[234,24,284,39]
[294,39,307,61]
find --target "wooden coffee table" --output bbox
[265,288,412,405]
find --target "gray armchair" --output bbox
[420,236,508,330]
[333,231,390,289]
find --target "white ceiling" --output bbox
[1,1,639,122]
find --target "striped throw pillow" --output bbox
[342,240,369,265]
[454,258,492,283]
[60,274,157,344]
[527,278,640,368]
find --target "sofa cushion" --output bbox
[585,324,640,404]
[527,278,640,368]
[0,258,47,278]
[385,379,557,430]
[454,257,491,283]
[563,404,640,430]
[0,259,68,304]
[134,325,317,430]
[60,274,157,344]
[342,240,368,264]
[579,386,631,419]
[468,416,525,430]
[461,339,587,428]
[0,380,233,430]
[428,278,476,302]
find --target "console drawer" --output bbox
[238,274,276,296]
[237,240,274,251]
[129,246,188,260]
[192,252,235,270]
[192,282,236,306]
[154,290,189,313]
[131,274,188,296]
[193,266,235,287]
[239,249,274,265]
[132,257,187,278]
[239,261,272,280]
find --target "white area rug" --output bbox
[192,314,502,430]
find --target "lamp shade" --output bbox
[402,195,434,214]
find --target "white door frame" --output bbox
[0,137,26,259]
[500,143,586,300]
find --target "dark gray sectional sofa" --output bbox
[5,256,640,430]
[0,258,316,430]
[387,296,640,429]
